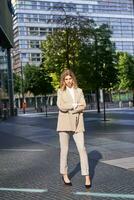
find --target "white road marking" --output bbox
[0,149,45,152]
[0,188,48,193]
[74,192,134,199]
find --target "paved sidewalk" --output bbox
[0,108,134,200]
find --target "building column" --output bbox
[7,48,14,116]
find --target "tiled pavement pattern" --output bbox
[102,157,134,169]
[0,108,134,200]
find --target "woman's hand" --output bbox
[72,103,78,110]
[72,103,83,110]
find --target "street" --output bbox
[0,108,134,200]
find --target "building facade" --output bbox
[12,0,134,72]
[0,0,14,117]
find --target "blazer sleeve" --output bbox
[57,89,73,112]
[72,89,86,114]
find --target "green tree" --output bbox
[116,52,134,105]
[41,16,94,90]
[41,27,80,73]
[41,17,118,112]
[126,56,134,105]
[24,63,53,96]
[77,24,118,112]
[1,71,8,93]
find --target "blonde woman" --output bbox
[57,69,91,188]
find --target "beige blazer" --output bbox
[56,87,86,133]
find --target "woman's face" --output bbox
[64,75,73,88]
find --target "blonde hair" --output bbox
[60,69,78,90]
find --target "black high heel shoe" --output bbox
[62,176,72,186]
[85,183,91,189]
[85,177,92,189]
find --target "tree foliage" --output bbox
[24,63,53,96]
[13,73,21,95]
[116,51,134,105]
[77,24,118,92]
[116,52,134,90]
[41,23,82,74]
[41,17,118,94]
[41,17,95,90]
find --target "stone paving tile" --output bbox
[1,124,133,164]
[0,134,134,200]
[102,157,134,169]
[1,118,134,165]
[0,110,134,199]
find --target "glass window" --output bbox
[65,3,76,12]
[31,14,38,22]
[40,28,47,36]
[39,15,47,23]
[21,53,29,62]
[29,40,40,48]
[19,40,28,49]
[82,4,89,13]
[52,2,64,11]
[31,53,41,62]
[53,15,63,23]
[18,14,24,22]
[76,4,83,12]
[21,53,27,58]
[0,48,9,109]
[40,2,51,10]
[28,27,39,36]
[32,1,37,9]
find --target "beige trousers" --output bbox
[59,131,89,176]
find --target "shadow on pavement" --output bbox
[69,150,102,181]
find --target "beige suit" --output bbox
[57,87,89,176]
[57,88,86,133]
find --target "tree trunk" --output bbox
[18,96,21,109]
[44,94,48,117]
[133,90,134,106]
[103,89,106,121]
[96,89,100,113]
[66,28,70,69]
[34,96,38,110]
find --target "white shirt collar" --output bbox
[66,86,74,91]
[66,86,75,102]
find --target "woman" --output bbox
[57,69,91,188]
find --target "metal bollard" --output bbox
[14,108,18,116]
[119,101,122,108]
[0,109,2,119]
[129,101,133,108]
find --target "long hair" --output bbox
[60,69,78,90]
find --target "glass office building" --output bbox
[0,49,9,108]
[0,0,14,117]
[12,0,134,71]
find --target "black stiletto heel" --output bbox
[62,176,72,186]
